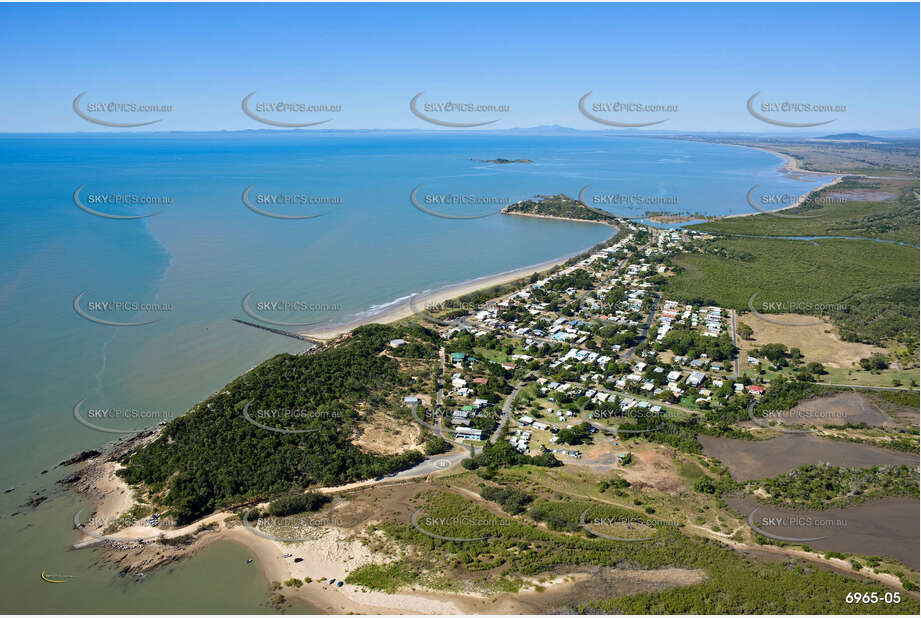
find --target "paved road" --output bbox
[491,371,533,444]
[577,238,654,359]
[588,386,701,417]
[456,244,648,358]
[434,348,445,437]
[401,370,532,475]
[391,450,469,479]
[455,314,568,350]
[819,383,918,392]
[624,293,659,361]
[575,254,628,312]
[730,309,740,378]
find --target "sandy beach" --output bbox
[735,143,840,178]
[299,144,841,343]
[297,149,838,347]
[299,224,617,341]
[67,141,856,613]
[71,459,450,614]
[297,147,845,347]
[721,172,844,220]
[87,462,134,523]
[72,459,565,614]
[715,143,844,220]
[224,525,466,614]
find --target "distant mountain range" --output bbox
[8,126,919,138]
[815,132,881,141]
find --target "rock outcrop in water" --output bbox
[471,158,533,164]
[58,449,101,467]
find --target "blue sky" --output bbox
[1,2,917,132]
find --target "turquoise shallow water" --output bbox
[0,487,317,614]
[0,132,819,612]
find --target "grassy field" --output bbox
[354,465,920,614]
[741,362,918,389]
[754,140,919,177]
[735,314,919,386]
[814,367,919,388]
[693,177,919,245]
[684,137,920,178]
[737,314,887,369]
[662,237,919,348]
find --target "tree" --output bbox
[759,343,789,365]
[424,436,451,455]
[859,354,888,371]
[557,422,592,445]
[269,492,330,517]
[737,322,754,340]
[694,477,717,494]
[805,362,826,376]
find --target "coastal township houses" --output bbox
[509,411,590,459]
[656,299,725,341]
[428,224,773,454]
[453,426,483,441]
[449,397,492,441]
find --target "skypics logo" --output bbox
[241,92,340,127]
[579,507,680,542]
[241,401,341,435]
[73,92,172,127]
[73,511,146,544]
[747,292,847,328]
[578,92,676,127]
[73,400,175,434]
[410,508,511,542]
[409,294,497,327]
[747,91,845,128]
[73,292,172,327]
[747,402,847,434]
[241,291,341,327]
[409,186,510,220]
[407,402,478,456]
[73,185,172,220]
[578,185,681,220]
[746,507,847,543]
[410,92,509,127]
[242,186,341,220]
[745,185,845,219]
[242,509,341,543]
[583,407,662,435]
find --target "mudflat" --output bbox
[698,433,918,481]
[726,494,919,569]
[785,392,893,427]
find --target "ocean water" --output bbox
[0,488,318,614]
[0,132,820,612]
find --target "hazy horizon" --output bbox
[1,2,917,133]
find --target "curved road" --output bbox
[491,371,533,444]
[624,293,659,361]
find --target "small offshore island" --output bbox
[471,157,534,164]
[1,3,917,615]
[66,156,920,614]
